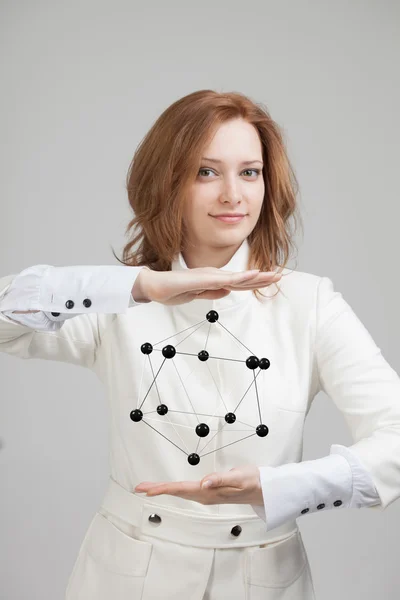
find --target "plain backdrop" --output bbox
[0,1,399,598]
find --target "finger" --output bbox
[226,280,279,291]
[146,481,199,497]
[194,289,231,300]
[135,482,166,492]
[228,271,281,284]
[199,270,262,287]
[228,273,281,288]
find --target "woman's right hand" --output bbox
[132,266,282,306]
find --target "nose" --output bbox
[220,176,242,205]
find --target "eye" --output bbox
[198,168,215,177]
[197,167,262,178]
[242,168,261,177]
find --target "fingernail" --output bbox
[202,480,213,489]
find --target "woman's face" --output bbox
[183,118,265,260]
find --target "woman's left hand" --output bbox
[134,465,264,506]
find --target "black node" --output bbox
[225,412,236,424]
[256,424,269,437]
[195,423,210,437]
[141,342,153,355]
[259,357,270,370]
[188,453,200,465]
[130,409,143,422]
[198,350,209,361]
[246,355,260,370]
[156,404,168,415]
[162,344,176,359]
[206,310,219,323]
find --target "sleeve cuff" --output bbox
[1,309,65,331]
[251,453,353,531]
[0,264,145,314]
[329,444,382,508]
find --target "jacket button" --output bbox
[301,508,309,514]
[148,513,162,524]
[51,312,60,317]
[333,500,343,507]
[65,300,74,309]
[83,298,92,308]
[231,525,242,537]
[317,503,326,510]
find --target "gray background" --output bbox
[0,0,399,598]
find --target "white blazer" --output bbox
[0,238,399,598]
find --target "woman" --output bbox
[0,90,399,600]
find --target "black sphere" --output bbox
[225,412,236,424]
[206,310,219,323]
[141,342,153,354]
[256,424,269,437]
[162,344,176,359]
[130,409,143,422]
[246,355,260,369]
[188,453,200,465]
[195,423,210,437]
[156,404,168,415]
[198,350,209,362]
[259,357,270,370]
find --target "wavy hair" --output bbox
[112,89,303,300]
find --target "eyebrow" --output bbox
[201,157,264,166]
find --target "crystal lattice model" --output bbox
[129,310,271,465]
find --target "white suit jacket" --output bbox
[0,239,398,532]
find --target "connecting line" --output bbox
[136,349,147,409]
[216,321,255,356]
[233,418,258,430]
[198,421,225,454]
[153,319,207,347]
[205,360,229,420]
[174,321,209,348]
[253,370,262,424]
[195,431,201,455]
[162,410,224,418]
[197,390,256,454]
[139,358,166,411]
[176,322,213,392]
[232,369,262,414]
[205,367,239,425]
[201,433,257,458]
[171,359,201,425]
[143,410,254,428]
[143,410,254,432]
[149,355,190,454]
[174,321,212,386]
[148,355,162,405]
[204,322,212,350]
[198,377,250,452]
[173,351,245,363]
[142,420,188,456]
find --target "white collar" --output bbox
[170,239,252,315]
[171,238,250,273]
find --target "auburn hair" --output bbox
[112,89,303,300]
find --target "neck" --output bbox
[181,241,244,269]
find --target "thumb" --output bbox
[201,473,224,489]
[195,289,231,300]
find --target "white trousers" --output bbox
[65,478,316,599]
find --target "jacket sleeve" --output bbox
[251,445,380,530]
[312,275,400,510]
[0,264,145,368]
[251,275,398,531]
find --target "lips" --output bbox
[211,215,246,223]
